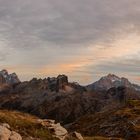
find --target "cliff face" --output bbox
[0,70,20,94]
[0,70,20,86]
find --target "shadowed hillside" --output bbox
[68,100,140,140]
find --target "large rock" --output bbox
[38,119,68,140]
[10,131,22,140]
[0,125,11,140]
[38,119,84,140]
[0,123,22,140]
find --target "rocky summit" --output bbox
[87,74,140,91]
[0,69,20,86]
[0,123,22,140]
[0,70,140,140]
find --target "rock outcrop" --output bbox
[0,70,20,86]
[0,123,22,140]
[57,75,68,90]
[38,119,84,140]
[38,119,68,140]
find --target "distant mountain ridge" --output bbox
[87,73,140,91]
[0,69,140,93]
[0,69,140,91]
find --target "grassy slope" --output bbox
[0,109,58,140]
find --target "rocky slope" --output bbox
[0,110,84,140]
[0,70,140,139]
[0,71,139,119]
[0,71,104,124]
[68,100,140,140]
[0,123,22,140]
[0,81,104,124]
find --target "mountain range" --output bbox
[0,69,140,140]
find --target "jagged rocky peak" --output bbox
[0,69,20,86]
[25,74,69,92]
[57,74,68,87]
[88,73,140,91]
[0,69,8,75]
[105,73,121,81]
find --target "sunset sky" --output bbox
[0,0,140,85]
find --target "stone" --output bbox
[39,119,68,140]
[10,131,22,140]
[1,123,10,129]
[0,123,22,140]
[0,125,11,140]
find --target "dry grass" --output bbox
[0,109,58,140]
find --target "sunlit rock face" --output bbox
[0,123,22,140]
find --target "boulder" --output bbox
[10,131,22,140]
[0,123,22,140]
[38,119,68,140]
[0,125,11,140]
[1,123,10,129]
[38,119,84,140]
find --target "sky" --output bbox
[0,0,140,85]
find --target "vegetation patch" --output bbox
[0,110,58,140]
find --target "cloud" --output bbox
[0,0,140,84]
[0,0,140,48]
